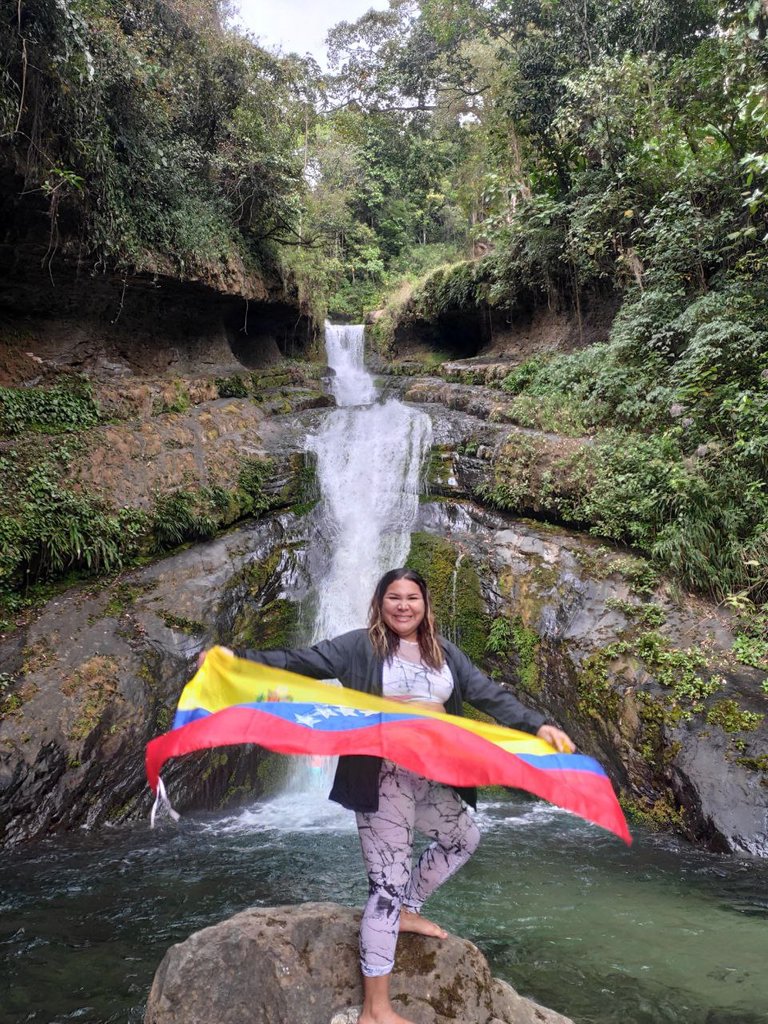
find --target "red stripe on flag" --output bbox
[146,706,630,843]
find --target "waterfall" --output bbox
[263,324,431,813]
[324,322,377,408]
[309,324,432,638]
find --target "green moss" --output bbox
[104,582,144,618]
[283,455,319,515]
[216,375,250,399]
[605,597,667,627]
[237,597,299,650]
[106,798,137,822]
[405,532,488,661]
[461,701,494,724]
[706,699,764,733]
[256,751,290,794]
[201,750,229,782]
[62,655,120,742]
[734,754,768,772]
[634,691,681,767]
[576,642,629,719]
[228,550,302,651]
[426,447,455,493]
[220,776,256,806]
[155,381,191,415]
[0,692,23,717]
[250,366,312,393]
[137,660,158,690]
[486,615,541,694]
[155,705,172,732]
[161,612,205,634]
[619,792,686,832]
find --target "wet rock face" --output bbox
[2,493,765,856]
[0,516,310,846]
[414,501,768,857]
[144,902,573,1024]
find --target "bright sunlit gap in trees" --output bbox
[235,0,390,62]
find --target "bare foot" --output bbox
[398,908,448,939]
[358,1010,414,1024]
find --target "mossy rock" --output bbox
[405,532,488,662]
[227,549,303,651]
[236,597,300,651]
[485,615,542,695]
[256,751,292,795]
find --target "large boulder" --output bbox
[144,902,572,1024]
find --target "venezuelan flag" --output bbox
[146,646,631,843]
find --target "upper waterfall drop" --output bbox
[308,324,432,640]
[324,322,377,407]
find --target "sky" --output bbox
[235,0,390,63]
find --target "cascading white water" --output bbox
[245,323,432,819]
[324,322,378,408]
[309,324,432,638]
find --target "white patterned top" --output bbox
[382,648,454,706]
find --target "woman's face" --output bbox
[381,579,426,642]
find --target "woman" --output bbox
[234,568,574,1024]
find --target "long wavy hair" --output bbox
[368,568,444,669]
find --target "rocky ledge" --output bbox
[144,902,573,1024]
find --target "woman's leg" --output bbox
[360,975,412,1024]
[355,768,479,1023]
[356,762,417,981]
[403,780,480,914]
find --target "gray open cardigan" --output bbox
[238,628,547,813]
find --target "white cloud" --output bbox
[235,0,389,63]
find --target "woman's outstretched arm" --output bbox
[446,639,575,750]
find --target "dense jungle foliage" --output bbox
[1,0,767,625]
[313,0,768,615]
[0,0,318,277]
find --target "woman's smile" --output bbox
[381,581,426,641]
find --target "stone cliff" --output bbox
[1,281,766,858]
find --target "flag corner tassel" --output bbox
[150,776,181,829]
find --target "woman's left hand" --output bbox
[536,724,575,753]
[197,645,234,669]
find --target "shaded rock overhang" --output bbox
[0,171,314,372]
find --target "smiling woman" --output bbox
[217,565,575,1024]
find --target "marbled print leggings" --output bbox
[355,760,481,977]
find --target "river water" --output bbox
[3,791,767,1024]
[3,327,768,1024]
